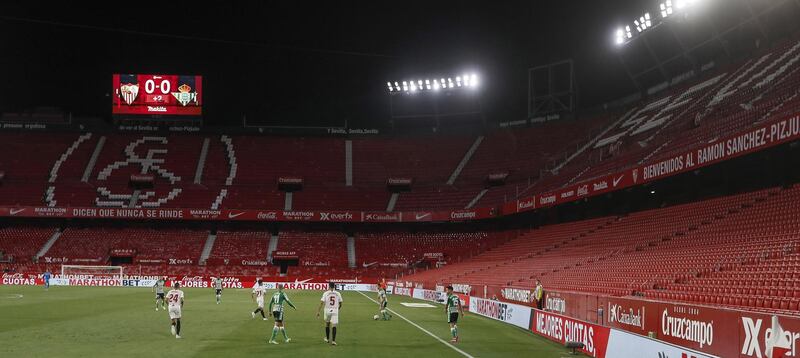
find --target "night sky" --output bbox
[0,1,796,127]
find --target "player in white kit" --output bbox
[316,282,343,345]
[166,282,185,339]
[251,279,268,320]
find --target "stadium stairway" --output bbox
[346,235,356,268]
[193,138,210,184]
[446,135,484,185]
[199,232,217,264]
[81,135,106,182]
[34,228,62,261]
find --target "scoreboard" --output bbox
[112,74,202,116]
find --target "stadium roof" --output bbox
[0,1,798,127]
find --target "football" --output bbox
[373,314,380,320]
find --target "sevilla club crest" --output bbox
[119,84,139,105]
[117,74,140,105]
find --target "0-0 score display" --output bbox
[112,74,203,116]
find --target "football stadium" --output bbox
[1,1,800,357]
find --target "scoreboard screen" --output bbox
[112,74,202,116]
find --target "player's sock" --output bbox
[453,325,458,337]
[450,327,456,338]
[332,327,337,341]
[261,310,266,318]
[176,320,181,336]
[325,326,330,340]
[281,327,288,339]
[270,327,278,341]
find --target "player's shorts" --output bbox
[272,310,283,322]
[156,293,165,299]
[324,309,339,325]
[215,289,222,295]
[256,298,265,308]
[168,306,182,319]
[448,312,459,324]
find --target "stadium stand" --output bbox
[0,34,798,321]
[0,225,57,263]
[43,227,208,265]
[403,185,800,315]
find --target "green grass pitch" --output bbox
[0,285,576,357]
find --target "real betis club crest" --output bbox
[118,83,139,105]
[171,83,198,106]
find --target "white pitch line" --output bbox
[356,291,474,358]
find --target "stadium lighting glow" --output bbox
[615,28,625,45]
[634,13,652,33]
[660,0,674,18]
[387,73,479,93]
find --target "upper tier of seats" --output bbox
[1,39,798,212]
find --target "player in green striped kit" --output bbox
[445,286,464,343]
[212,277,223,304]
[152,278,166,311]
[267,284,297,344]
[377,288,392,320]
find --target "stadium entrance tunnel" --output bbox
[273,258,298,275]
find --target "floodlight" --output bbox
[660,1,674,18]
[626,26,633,39]
[387,73,481,93]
